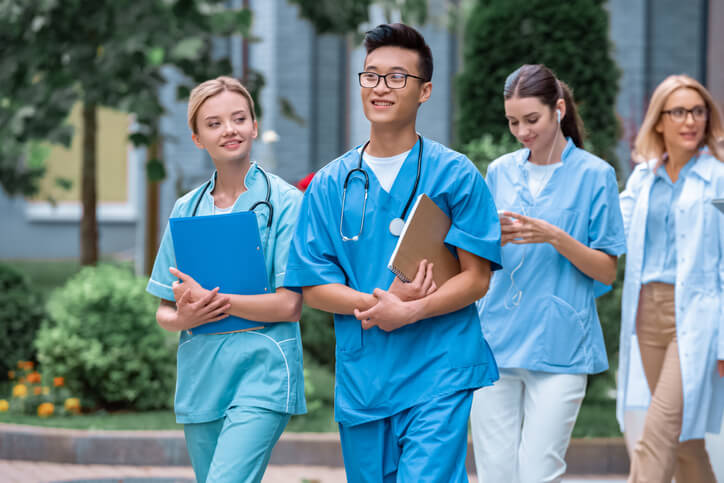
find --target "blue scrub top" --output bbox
[480,139,626,374]
[641,157,696,285]
[146,163,306,423]
[284,137,502,427]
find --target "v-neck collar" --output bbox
[361,137,423,217]
[514,137,574,204]
[201,162,263,213]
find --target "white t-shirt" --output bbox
[526,161,561,199]
[211,196,233,215]
[358,148,411,192]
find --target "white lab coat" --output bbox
[617,152,724,441]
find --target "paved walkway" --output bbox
[0,460,626,483]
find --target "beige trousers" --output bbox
[627,282,716,483]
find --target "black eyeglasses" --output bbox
[358,72,427,89]
[662,106,708,123]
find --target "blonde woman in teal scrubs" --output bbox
[146,76,306,482]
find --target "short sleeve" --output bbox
[444,158,502,271]
[283,175,347,288]
[271,187,303,290]
[146,221,178,302]
[589,167,626,256]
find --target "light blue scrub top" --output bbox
[146,163,306,424]
[641,158,695,285]
[284,137,503,427]
[479,139,626,374]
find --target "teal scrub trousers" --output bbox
[183,405,290,483]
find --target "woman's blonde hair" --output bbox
[187,76,256,134]
[633,74,724,162]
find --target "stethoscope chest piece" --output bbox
[389,217,405,236]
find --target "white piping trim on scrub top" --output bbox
[177,337,194,350]
[247,331,291,413]
[149,278,173,290]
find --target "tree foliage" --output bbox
[0,0,257,263]
[287,0,428,34]
[456,0,620,164]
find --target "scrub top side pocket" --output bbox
[335,314,363,353]
[537,295,588,368]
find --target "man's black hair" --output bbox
[363,23,433,82]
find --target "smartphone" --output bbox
[713,198,724,214]
[497,210,515,223]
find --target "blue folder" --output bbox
[169,211,270,335]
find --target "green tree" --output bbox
[456,0,619,165]
[0,0,255,265]
[287,0,428,34]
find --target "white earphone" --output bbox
[556,109,561,123]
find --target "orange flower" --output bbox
[64,398,81,414]
[27,372,42,384]
[33,386,43,396]
[53,377,65,387]
[17,361,34,370]
[7,370,15,380]
[0,400,8,412]
[37,402,54,418]
[12,384,27,398]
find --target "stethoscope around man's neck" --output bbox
[340,135,423,241]
[191,165,274,242]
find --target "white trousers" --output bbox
[470,368,587,483]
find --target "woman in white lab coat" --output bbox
[618,74,724,482]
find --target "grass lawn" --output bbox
[0,410,180,430]
[0,400,617,436]
[0,409,337,432]
[573,400,621,438]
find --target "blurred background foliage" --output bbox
[456,0,620,167]
[0,0,624,435]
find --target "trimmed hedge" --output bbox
[456,0,620,166]
[0,264,47,379]
[35,264,176,410]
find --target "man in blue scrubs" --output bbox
[284,23,502,482]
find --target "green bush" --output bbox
[285,354,337,432]
[35,264,176,410]
[588,256,625,397]
[0,264,47,380]
[456,0,620,166]
[461,133,520,176]
[299,304,335,371]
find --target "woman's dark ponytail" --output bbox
[558,80,585,147]
[504,64,586,148]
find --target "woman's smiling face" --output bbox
[191,89,258,165]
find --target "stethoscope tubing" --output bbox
[191,166,273,229]
[340,135,423,241]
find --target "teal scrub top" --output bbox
[146,163,306,423]
[284,137,502,427]
[480,139,626,374]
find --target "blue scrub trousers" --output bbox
[339,389,474,483]
[183,406,290,483]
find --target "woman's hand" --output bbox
[500,211,561,246]
[156,287,231,332]
[718,360,724,378]
[174,287,231,329]
[170,267,208,303]
[388,259,437,301]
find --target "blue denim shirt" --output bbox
[641,158,695,284]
